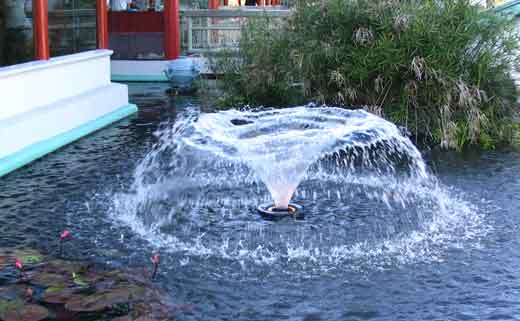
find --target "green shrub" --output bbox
[215,0,520,149]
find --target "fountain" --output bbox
[111,105,484,273]
[175,106,427,219]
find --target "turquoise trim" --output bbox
[0,104,138,178]
[111,74,169,82]
[493,0,520,16]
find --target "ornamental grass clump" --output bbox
[215,0,520,149]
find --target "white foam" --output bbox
[109,106,488,274]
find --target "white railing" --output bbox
[181,8,290,53]
[34,8,292,55]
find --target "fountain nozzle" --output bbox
[257,203,303,220]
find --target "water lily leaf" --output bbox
[65,287,141,312]
[45,286,65,294]
[42,286,79,304]
[0,298,48,321]
[13,250,44,265]
[72,273,89,287]
[0,303,49,321]
[29,272,69,287]
[45,260,84,274]
[111,316,132,321]
[0,255,16,274]
[0,256,9,267]
[0,285,25,301]
[119,270,149,285]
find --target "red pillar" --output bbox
[33,0,49,60]
[96,0,109,49]
[224,0,228,6]
[164,0,180,60]
[208,0,219,9]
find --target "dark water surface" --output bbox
[1,83,520,321]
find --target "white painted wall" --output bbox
[0,49,131,160]
[0,50,113,121]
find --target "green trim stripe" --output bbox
[111,74,169,82]
[0,104,138,178]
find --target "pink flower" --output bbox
[151,254,160,265]
[15,258,23,270]
[60,229,71,240]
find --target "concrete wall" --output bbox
[0,49,137,176]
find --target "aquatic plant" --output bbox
[215,0,520,149]
[151,254,160,280]
[14,258,24,280]
[0,248,176,320]
[59,229,71,257]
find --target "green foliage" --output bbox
[215,0,520,149]
[213,17,306,107]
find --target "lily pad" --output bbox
[42,286,79,304]
[114,302,171,321]
[13,250,44,265]
[45,260,84,274]
[111,316,132,321]
[72,273,89,287]
[119,270,150,285]
[0,285,26,301]
[0,255,16,274]
[65,287,145,312]
[0,299,48,321]
[0,256,9,266]
[29,272,69,287]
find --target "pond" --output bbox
[1,83,520,321]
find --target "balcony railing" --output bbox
[181,8,290,53]
[29,7,291,58]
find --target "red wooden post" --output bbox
[96,0,109,49]
[208,0,219,9]
[224,0,228,6]
[266,0,270,5]
[33,0,49,60]
[164,0,180,59]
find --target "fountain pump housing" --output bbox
[257,203,303,220]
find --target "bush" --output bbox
[215,0,520,149]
